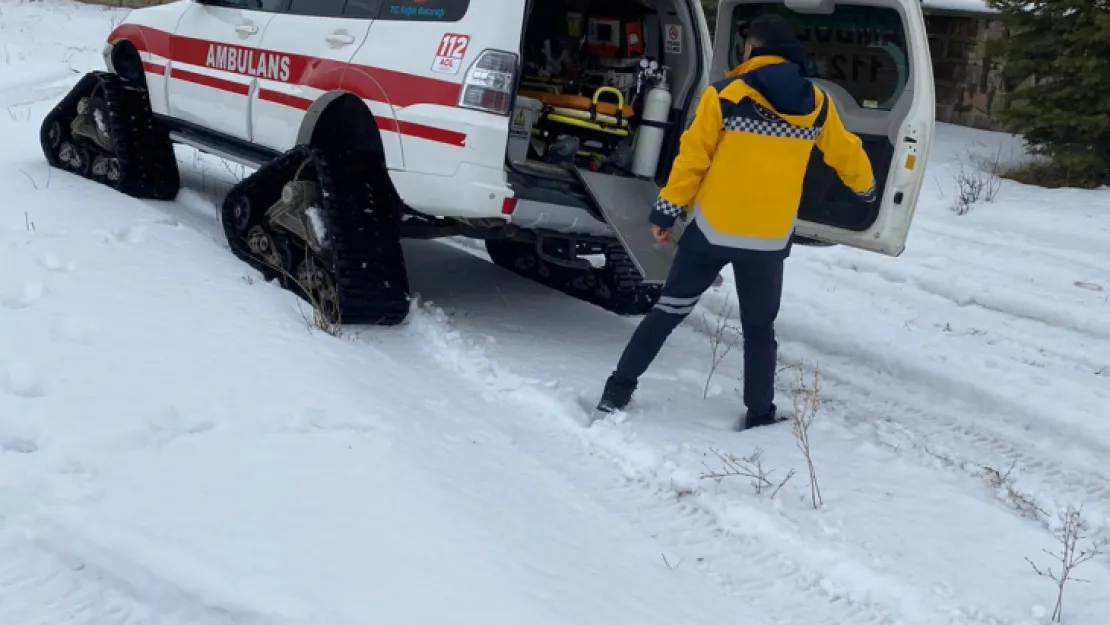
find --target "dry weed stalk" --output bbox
[952,149,1002,215]
[702,295,740,399]
[294,256,343,337]
[258,252,343,337]
[700,447,795,498]
[978,461,1047,520]
[1025,504,1107,623]
[791,366,823,508]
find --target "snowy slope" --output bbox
[3,2,1109,625]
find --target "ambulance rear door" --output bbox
[712,0,934,256]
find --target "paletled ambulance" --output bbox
[38,0,933,325]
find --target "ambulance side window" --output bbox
[344,0,382,18]
[377,0,470,21]
[727,3,910,111]
[287,0,345,16]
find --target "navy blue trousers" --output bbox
[613,245,784,415]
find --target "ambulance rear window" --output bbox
[378,0,470,21]
[727,4,910,112]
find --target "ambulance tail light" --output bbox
[458,49,518,115]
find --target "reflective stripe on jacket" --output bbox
[649,55,876,257]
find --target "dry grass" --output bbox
[700,447,795,498]
[791,365,823,509]
[952,149,1002,215]
[1025,504,1107,623]
[257,252,342,337]
[702,294,740,399]
[978,460,1047,521]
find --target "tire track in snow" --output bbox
[813,253,1110,342]
[914,221,1108,280]
[804,355,1110,521]
[0,533,265,625]
[436,238,1110,519]
[0,71,83,108]
[686,287,1110,524]
[736,257,1110,459]
[400,305,1024,625]
[434,237,1110,527]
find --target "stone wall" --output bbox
[923,9,1012,130]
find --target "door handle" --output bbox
[235,23,259,36]
[325,31,355,46]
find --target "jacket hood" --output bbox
[727,54,816,117]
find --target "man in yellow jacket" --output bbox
[596,14,876,429]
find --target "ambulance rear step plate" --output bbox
[574,168,678,284]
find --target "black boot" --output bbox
[734,403,785,431]
[596,374,637,413]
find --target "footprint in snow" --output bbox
[0,281,46,310]
[51,315,96,344]
[97,225,145,245]
[105,219,178,245]
[1,436,39,454]
[2,360,44,398]
[126,406,215,449]
[114,224,148,244]
[38,252,76,273]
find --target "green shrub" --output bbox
[985,0,1110,188]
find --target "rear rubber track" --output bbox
[40,70,179,200]
[485,238,661,315]
[220,145,411,326]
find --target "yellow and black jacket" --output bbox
[650,55,876,259]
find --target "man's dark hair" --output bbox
[747,13,799,48]
[746,13,807,73]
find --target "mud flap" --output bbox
[574,168,678,284]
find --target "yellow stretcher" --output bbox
[519,85,635,122]
[524,86,633,163]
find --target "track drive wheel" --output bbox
[597,243,661,316]
[220,145,410,326]
[484,238,660,316]
[39,70,179,200]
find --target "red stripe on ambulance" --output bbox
[170,66,250,95]
[257,89,314,111]
[109,24,466,146]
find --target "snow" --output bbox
[2,1,1109,624]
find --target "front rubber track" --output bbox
[220,145,411,326]
[485,239,660,316]
[39,70,179,200]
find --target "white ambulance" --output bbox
[39,0,933,326]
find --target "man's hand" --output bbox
[651,225,672,244]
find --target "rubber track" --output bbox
[485,239,660,315]
[220,145,410,326]
[40,70,179,200]
[602,242,662,315]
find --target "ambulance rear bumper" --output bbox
[388,164,615,238]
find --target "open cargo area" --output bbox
[495,0,706,284]
[510,0,701,185]
[508,0,697,185]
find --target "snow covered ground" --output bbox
[2,2,1109,624]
